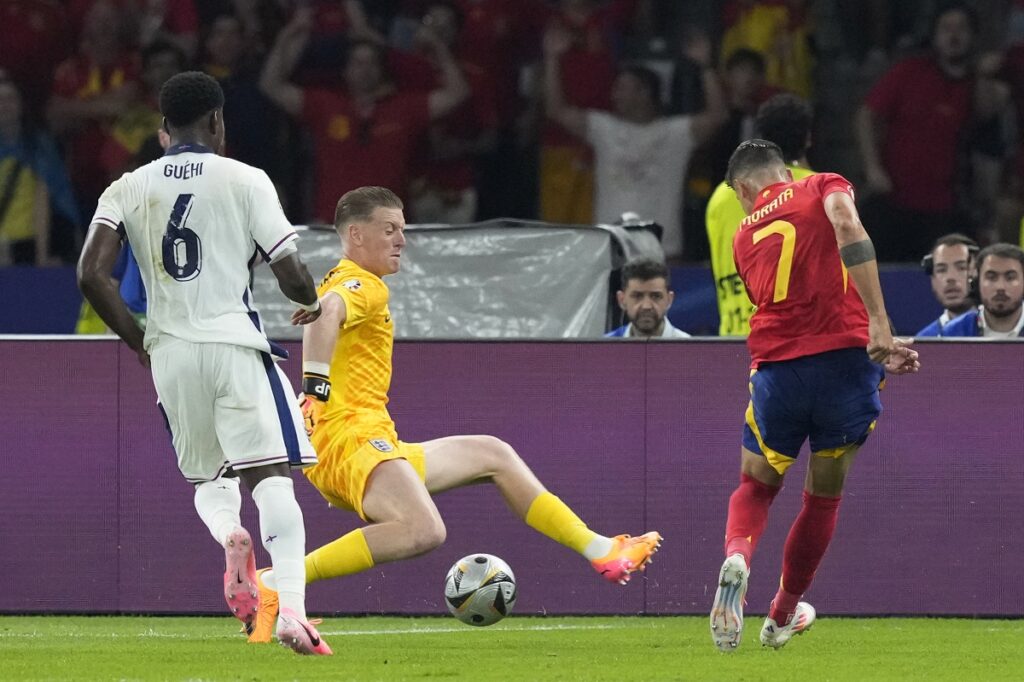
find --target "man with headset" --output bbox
[916,233,979,336]
[939,243,1024,338]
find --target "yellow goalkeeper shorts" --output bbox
[304,426,425,521]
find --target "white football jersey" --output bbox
[92,144,298,355]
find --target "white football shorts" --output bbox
[150,339,317,483]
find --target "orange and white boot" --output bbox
[590,532,663,585]
[245,568,279,644]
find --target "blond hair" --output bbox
[334,186,403,231]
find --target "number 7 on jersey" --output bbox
[752,220,795,303]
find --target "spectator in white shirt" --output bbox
[543,24,726,259]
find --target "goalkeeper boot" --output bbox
[223,528,258,627]
[590,532,662,585]
[760,601,816,650]
[245,568,279,643]
[710,553,749,652]
[277,608,333,655]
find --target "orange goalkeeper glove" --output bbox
[299,370,331,437]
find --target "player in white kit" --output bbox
[77,72,330,655]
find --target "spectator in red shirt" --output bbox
[260,7,469,224]
[0,1,71,108]
[538,0,640,226]
[544,22,725,259]
[855,3,985,261]
[404,1,500,224]
[67,0,199,60]
[47,0,141,222]
[454,0,549,220]
[455,0,548,127]
[340,1,500,223]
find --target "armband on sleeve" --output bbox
[839,239,876,267]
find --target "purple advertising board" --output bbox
[0,339,1021,616]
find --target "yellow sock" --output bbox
[525,492,599,555]
[305,528,375,584]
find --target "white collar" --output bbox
[978,304,1024,338]
[626,320,691,338]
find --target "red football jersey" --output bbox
[733,173,869,367]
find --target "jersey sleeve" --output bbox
[325,277,388,330]
[812,172,855,202]
[247,169,298,263]
[91,174,129,236]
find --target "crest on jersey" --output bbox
[369,439,394,453]
[342,279,362,291]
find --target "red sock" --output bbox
[723,473,781,568]
[769,491,842,624]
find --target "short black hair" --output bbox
[922,233,979,274]
[977,243,1024,273]
[726,139,785,189]
[932,232,979,253]
[754,94,812,163]
[618,63,662,108]
[725,48,766,74]
[159,71,224,128]
[621,258,670,288]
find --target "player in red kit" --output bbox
[709,140,920,652]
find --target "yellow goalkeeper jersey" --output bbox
[706,163,814,336]
[316,258,398,441]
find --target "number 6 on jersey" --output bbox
[163,193,203,281]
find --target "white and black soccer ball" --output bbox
[443,554,517,626]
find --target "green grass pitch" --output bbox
[1,615,1020,681]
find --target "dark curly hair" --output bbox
[159,71,224,129]
[621,258,670,288]
[754,94,812,164]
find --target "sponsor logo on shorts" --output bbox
[369,439,394,452]
[342,279,361,291]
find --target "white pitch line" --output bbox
[321,623,628,636]
[0,622,635,640]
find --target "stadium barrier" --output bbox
[1,339,1020,616]
[0,262,939,336]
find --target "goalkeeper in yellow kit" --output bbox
[247,186,662,642]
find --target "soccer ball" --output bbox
[443,554,517,626]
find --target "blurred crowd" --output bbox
[3,0,1024,270]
